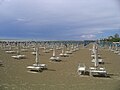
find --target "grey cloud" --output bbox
[0,0,120,40]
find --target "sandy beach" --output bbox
[0,44,120,90]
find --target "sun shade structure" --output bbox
[4,42,16,54]
[91,44,104,64]
[43,44,50,53]
[77,63,86,75]
[50,45,61,62]
[59,45,69,57]
[11,43,26,59]
[89,44,107,77]
[78,43,107,77]
[27,46,47,72]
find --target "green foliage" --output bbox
[101,33,120,42]
[108,38,120,42]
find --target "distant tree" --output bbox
[100,33,120,42]
[108,36,113,40]
[114,33,119,38]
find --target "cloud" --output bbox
[16,18,26,22]
[0,0,10,4]
[80,34,96,39]
[0,0,4,3]
[0,0,120,40]
[12,18,31,25]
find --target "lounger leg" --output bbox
[89,71,93,76]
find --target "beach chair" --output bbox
[77,63,86,75]
[89,67,107,77]
[6,50,16,54]
[12,55,26,59]
[27,47,47,72]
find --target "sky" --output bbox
[0,0,120,40]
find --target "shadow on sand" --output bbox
[47,69,56,71]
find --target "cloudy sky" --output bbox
[0,0,120,40]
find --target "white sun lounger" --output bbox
[27,66,42,72]
[114,51,119,54]
[89,67,107,77]
[92,59,104,64]
[65,51,72,54]
[12,55,26,59]
[33,64,47,69]
[91,54,101,58]
[6,51,16,54]
[77,63,86,75]
[50,56,61,62]
[59,53,69,57]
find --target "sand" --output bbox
[0,44,120,90]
